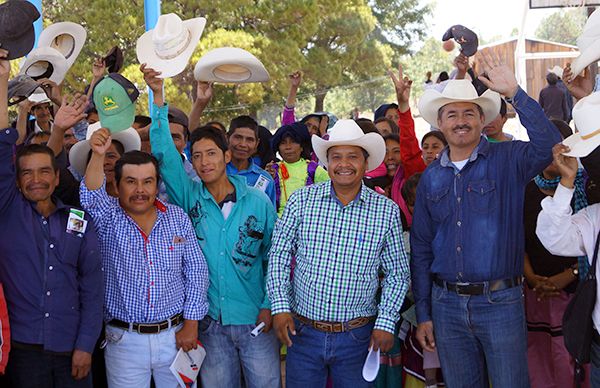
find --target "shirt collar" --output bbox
[439,136,489,168]
[322,180,367,206]
[227,159,258,174]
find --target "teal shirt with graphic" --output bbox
[150,103,277,325]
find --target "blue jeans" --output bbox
[431,283,529,388]
[104,323,181,388]
[286,318,375,388]
[6,343,92,388]
[198,316,281,388]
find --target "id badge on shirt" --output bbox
[66,209,88,235]
[254,175,270,193]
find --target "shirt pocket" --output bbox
[426,186,451,222]
[466,180,496,213]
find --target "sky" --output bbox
[419,0,562,45]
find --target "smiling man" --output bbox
[225,115,276,206]
[268,119,410,388]
[142,65,280,388]
[411,50,562,388]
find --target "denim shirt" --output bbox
[410,88,562,323]
[0,127,103,353]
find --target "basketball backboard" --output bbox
[530,0,600,8]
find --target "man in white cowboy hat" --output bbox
[539,72,569,122]
[267,119,410,388]
[410,50,562,388]
[537,92,600,385]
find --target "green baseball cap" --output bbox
[93,73,139,133]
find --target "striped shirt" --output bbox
[267,181,410,333]
[80,181,209,323]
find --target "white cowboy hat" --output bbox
[27,87,50,105]
[571,8,600,77]
[19,46,68,84]
[193,47,270,83]
[547,65,564,79]
[136,13,206,78]
[563,92,600,157]
[418,79,501,127]
[311,119,385,172]
[38,22,86,68]
[69,122,141,176]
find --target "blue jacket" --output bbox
[410,88,562,323]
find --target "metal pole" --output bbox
[27,0,43,48]
[144,0,161,115]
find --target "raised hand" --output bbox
[289,71,302,89]
[454,53,469,79]
[92,57,106,81]
[389,63,412,112]
[477,48,519,98]
[89,127,112,156]
[563,64,594,100]
[140,63,164,94]
[195,81,213,105]
[552,143,578,188]
[38,78,62,105]
[0,48,9,80]
[54,94,88,131]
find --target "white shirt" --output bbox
[536,183,600,328]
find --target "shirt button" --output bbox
[48,266,53,271]
[457,221,462,227]
[457,197,462,203]
[221,297,225,301]
[42,220,47,225]
[457,173,461,178]
[220,252,224,256]
[44,313,49,318]
[220,276,224,280]
[46,291,51,296]
[457,246,462,253]
[49,244,54,249]
[5,130,9,134]
[221,228,225,232]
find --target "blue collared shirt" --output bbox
[226,160,277,206]
[410,88,562,323]
[0,127,103,353]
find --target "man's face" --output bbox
[305,117,320,137]
[483,114,507,138]
[63,129,78,153]
[117,163,159,216]
[17,153,59,203]
[385,108,399,123]
[279,136,303,164]
[327,145,367,190]
[104,143,123,184]
[228,127,258,162]
[376,121,393,136]
[384,138,401,177]
[192,138,231,185]
[437,102,484,151]
[169,123,187,154]
[32,103,52,123]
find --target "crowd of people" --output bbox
[2,1,600,388]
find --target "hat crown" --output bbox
[573,92,600,137]
[151,13,191,60]
[0,1,39,38]
[439,79,479,99]
[325,119,365,143]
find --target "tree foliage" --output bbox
[535,8,587,46]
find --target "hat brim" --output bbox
[418,88,501,127]
[571,39,600,78]
[38,22,86,68]
[98,102,136,134]
[193,48,270,83]
[562,132,600,158]
[311,132,385,172]
[136,17,206,78]
[19,47,69,84]
[69,125,142,176]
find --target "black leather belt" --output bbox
[433,276,523,296]
[108,313,183,334]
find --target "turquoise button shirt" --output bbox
[151,103,277,325]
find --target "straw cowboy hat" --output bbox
[38,22,86,68]
[571,8,600,77]
[19,46,69,84]
[69,122,142,176]
[563,92,600,157]
[311,119,385,172]
[548,65,564,79]
[193,47,270,83]
[418,79,501,127]
[136,13,206,78]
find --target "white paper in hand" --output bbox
[362,347,380,382]
[170,341,206,388]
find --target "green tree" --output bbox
[535,8,587,46]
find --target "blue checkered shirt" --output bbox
[267,181,410,333]
[80,180,209,323]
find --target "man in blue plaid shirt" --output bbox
[80,128,209,388]
[267,119,410,387]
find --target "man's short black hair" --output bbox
[190,125,229,153]
[383,134,400,144]
[114,151,160,185]
[228,115,258,139]
[546,73,558,85]
[374,117,400,135]
[16,144,58,175]
[499,99,507,118]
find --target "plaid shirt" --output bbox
[267,181,410,333]
[80,180,209,323]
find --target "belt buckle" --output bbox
[455,282,472,296]
[136,323,159,334]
